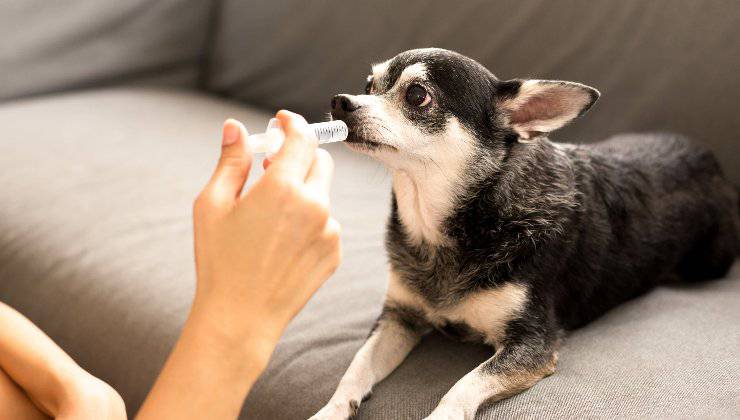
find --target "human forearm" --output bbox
[136,298,277,420]
[0,367,50,420]
[0,302,88,415]
[0,302,125,419]
[139,113,339,418]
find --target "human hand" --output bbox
[192,110,341,356]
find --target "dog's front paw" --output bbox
[309,399,360,420]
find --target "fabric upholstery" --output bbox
[0,0,212,102]
[208,0,740,184]
[0,88,274,416]
[1,88,738,419]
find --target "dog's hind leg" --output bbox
[425,339,558,420]
[310,304,430,420]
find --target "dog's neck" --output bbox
[389,136,576,247]
[391,168,459,246]
[389,136,478,246]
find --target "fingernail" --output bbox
[277,110,299,120]
[222,120,239,146]
[267,117,281,131]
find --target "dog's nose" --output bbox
[330,94,361,119]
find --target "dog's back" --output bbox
[554,133,739,328]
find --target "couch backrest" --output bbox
[207,0,740,183]
[0,0,213,102]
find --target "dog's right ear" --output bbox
[496,79,600,140]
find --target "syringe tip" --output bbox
[312,120,349,144]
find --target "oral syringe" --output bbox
[248,119,348,156]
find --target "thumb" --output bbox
[205,119,253,205]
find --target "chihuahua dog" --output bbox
[312,48,739,419]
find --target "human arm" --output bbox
[136,110,340,419]
[0,302,125,419]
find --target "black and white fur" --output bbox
[312,48,740,419]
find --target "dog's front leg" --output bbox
[425,342,558,420]
[310,304,430,420]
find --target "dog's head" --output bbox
[330,48,599,169]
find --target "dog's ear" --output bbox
[496,79,600,140]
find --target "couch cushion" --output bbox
[0,1,212,102]
[0,87,391,417]
[1,88,738,419]
[207,0,740,184]
[0,87,278,415]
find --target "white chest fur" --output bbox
[392,170,454,246]
[386,271,529,346]
[388,117,477,246]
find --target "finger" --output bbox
[319,217,342,276]
[304,149,334,203]
[265,110,316,182]
[302,217,343,287]
[205,119,252,205]
[262,157,271,170]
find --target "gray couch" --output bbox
[1,1,739,418]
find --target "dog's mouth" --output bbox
[343,130,397,153]
[330,113,398,153]
[345,135,387,150]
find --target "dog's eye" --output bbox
[405,84,431,107]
